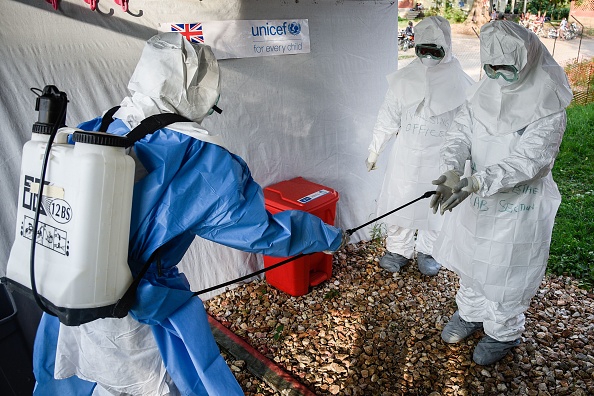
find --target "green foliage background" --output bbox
[549,102,594,289]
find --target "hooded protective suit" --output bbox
[368,16,473,259]
[432,21,572,341]
[32,33,343,395]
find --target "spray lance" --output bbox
[193,190,436,296]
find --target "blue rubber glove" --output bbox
[324,231,351,255]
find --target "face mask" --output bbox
[496,78,514,87]
[420,57,442,67]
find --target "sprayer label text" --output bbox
[23,175,72,223]
[21,215,69,256]
[23,175,48,216]
[48,199,72,224]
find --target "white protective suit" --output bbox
[433,21,573,341]
[54,33,222,396]
[368,16,473,259]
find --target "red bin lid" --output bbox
[264,177,339,211]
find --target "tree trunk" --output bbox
[464,0,491,31]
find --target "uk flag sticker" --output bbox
[169,23,204,43]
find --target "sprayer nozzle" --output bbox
[32,85,68,135]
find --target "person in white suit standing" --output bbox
[431,20,573,365]
[366,16,473,276]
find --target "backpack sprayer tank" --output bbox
[2,85,135,326]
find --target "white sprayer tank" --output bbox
[6,127,135,320]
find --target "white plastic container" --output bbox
[6,127,135,319]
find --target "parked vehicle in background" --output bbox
[548,27,559,39]
[398,29,415,51]
[563,22,580,40]
[521,18,580,41]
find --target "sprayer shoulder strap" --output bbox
[111,114,193,319]
[111,248,161,319]
[125,113,192,146]
[98,107,192,146]
[98,106,121,132]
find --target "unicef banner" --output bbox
[159,19,310,60]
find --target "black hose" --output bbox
[29,87,68,317]
[193,191,436,296]
[193,253,306,296]
[346,190,436,235]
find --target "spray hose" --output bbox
[344,190,436,236]
[193,190,436,296]
[29,86,69,317]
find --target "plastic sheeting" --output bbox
[0,0,397,298]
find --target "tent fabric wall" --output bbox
[0,0,397,299]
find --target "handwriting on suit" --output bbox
[401,109,451,138]
[468,183,540,213]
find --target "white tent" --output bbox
[0,0,397,301]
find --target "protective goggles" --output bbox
[415,44,445,60]
[483,64,519,82]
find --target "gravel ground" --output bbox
[206,241,594,395]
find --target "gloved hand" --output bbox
[366,152,379,172]
[429,170,460,214]
[440,176,480,214]
[323,231,351,255]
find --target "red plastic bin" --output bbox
[263,177,339,297]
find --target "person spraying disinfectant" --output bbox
[32,32,349,395]
[366,16,473,277]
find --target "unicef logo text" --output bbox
[252,22,301,37]
[287,22,301,35]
